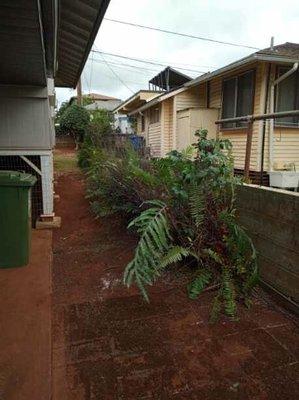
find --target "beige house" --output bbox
[116,43,299,185]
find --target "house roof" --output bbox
[85,99,122,111]
[186,42,299,89]
[149,66,191,90]
[69,93,121,104]
[113,90,164,114]
[127,42,299,116]
[128,86,186,116]
[257,42,299,58]
[87,93,121,101]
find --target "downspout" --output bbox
[260,63,271,185]
[269,62,298,171]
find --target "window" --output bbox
[221,70,255,128]
[149,106,160,124]
[275,67,299,127]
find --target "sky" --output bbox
[56,0,299,106]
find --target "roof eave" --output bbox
[185,53,299,89]
[72,0,111,89]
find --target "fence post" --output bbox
[244,120,253,181]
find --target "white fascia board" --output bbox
[129,87,187,116]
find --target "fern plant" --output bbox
[123,201,170,301]
[84,127,258,321]
[123,130,258,320]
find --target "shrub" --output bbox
[60,104,90,143]
[85,129,258,320]
[89,109,114,137]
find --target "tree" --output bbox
[55,100,70,124]
[89,109,114,137]
[60,104,90,147]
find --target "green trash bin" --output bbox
[0,170,37,268]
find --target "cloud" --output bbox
[56,0,299,105]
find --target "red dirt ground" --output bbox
[52,150,299,400]
[0,230,52,400]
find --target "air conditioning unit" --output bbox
[269,171,299,189]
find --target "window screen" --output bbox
[276,68,299,127]
[222,78,236,128]
[237,71,254,126]
[222,71,254,128]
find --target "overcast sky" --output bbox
[56,0,299,106]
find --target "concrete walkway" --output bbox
[0,230,52,400]
[51,156,299,400]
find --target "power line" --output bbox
[98,53,135,94]
[104,18,260,50]
[90,56,160,74]
[91,50,205,74]
[94,50,213,70]
[88,59,150,85]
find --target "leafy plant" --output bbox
[84,128,258,320]
[60,104,90,144]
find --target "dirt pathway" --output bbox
[52,149,299,400]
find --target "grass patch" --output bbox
[54,153,78,172]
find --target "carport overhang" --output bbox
[55,0,111,88]
[0,0,110,88]
[0,1,49,86]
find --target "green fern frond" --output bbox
[210,292,222,323]
[188,269,212,299]
[160,246,190,269]
[222,268,237,318]
[189,186,205,227]
[243,263,259,294]
[204,248,224,265]
[123,200,171,301]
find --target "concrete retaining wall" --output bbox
[236,184,299,305]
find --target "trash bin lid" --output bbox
[0,170,37,187]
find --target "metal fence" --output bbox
[0,156,43,226]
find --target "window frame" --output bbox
[275,66,299,128]
[221,69,256,130]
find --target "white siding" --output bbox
[0,85,54,150]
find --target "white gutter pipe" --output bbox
[269,62,298,171]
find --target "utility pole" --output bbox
[77,77,82,106]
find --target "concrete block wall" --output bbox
[236,184,299,305]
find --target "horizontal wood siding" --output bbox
[273,128,299,170]
[198,83,207,107]
[148,122,161,157]
[162,98,173,155]
[209,78,222,108]
[176,87,201,111]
